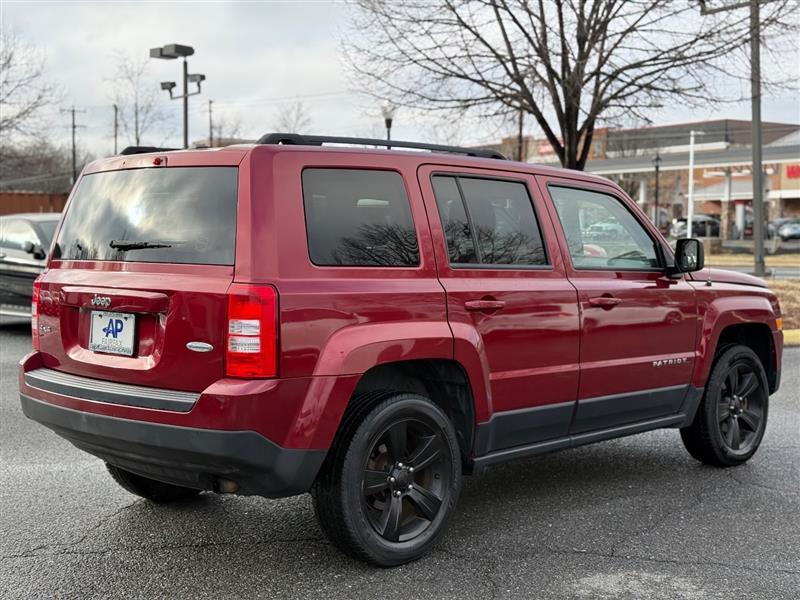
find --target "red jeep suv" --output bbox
[19,134,783,566]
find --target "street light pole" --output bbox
[382,105,396,150]
[150,44,204,150]
[182,57,189,149]
[687,131,698,239]
[652,153,662,230]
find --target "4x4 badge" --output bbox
[90,295,112,308]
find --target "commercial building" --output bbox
[494,119,800,240]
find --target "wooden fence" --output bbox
[0,192,68,216]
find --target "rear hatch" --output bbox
[37,163,239,393]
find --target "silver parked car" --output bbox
[778,218,800,241]
[0,213,60,317]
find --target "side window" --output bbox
[0,220,39,250]
[549,186,658,270]
[432,175,547,267]
[302,169,419,267]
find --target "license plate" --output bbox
[89,311,136,356]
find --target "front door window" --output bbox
[549,186,658,270]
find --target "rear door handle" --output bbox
[588,296,622,308]
[465,299,506,311]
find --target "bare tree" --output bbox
[0,139,89,193]
[212,112,243,145]
[274,102,312,132]
[345,0,795,170]
[0,27,57,139]
[108,53,169,146]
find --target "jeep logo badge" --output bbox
[90,295,112,308]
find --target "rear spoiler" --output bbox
[119,146,178,156]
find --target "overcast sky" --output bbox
[3,0,799,158]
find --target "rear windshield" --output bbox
[54,167,237,265]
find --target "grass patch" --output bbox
[768,279,800,331]
[784,329,800,347]
[707,254,800,267]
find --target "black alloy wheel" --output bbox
[361,417,452,543]
[312,392,461,566]
[715,358,766,455]
[681,344,769,467]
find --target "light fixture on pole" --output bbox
[150,44,203,149]
[382,104,396,150]
[652,153,662,230]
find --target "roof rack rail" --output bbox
[120,146,178,156]
[255,133,507,160]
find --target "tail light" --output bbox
[31,276,42,350]
[225,283,278,378]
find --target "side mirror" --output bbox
[673,238,704,274]
[22,241,46,260]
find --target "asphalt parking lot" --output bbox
[1,317,798,599]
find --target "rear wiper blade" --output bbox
[109,240,172,250]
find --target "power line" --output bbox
[198,90,354,108]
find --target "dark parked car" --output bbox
[20,136,782,566]
[0,213,60,317]
[669,214,720,238]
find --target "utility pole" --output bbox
[60,106,85,185]
[113,104,119,154]
[517,106,524,162]
[208,99,214,147]
[749,0,766,276]
[699,0,766,275]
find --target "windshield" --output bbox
[54,166,238,265]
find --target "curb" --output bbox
[784,329,800,347]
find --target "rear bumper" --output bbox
[20,393,325,497]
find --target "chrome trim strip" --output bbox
[24,368,199,413]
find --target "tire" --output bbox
[106,463,201,502]
[680,344,769,467]
[312,391,461,567]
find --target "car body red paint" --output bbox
[19,143,783,500]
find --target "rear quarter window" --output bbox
[302,168,419,267]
